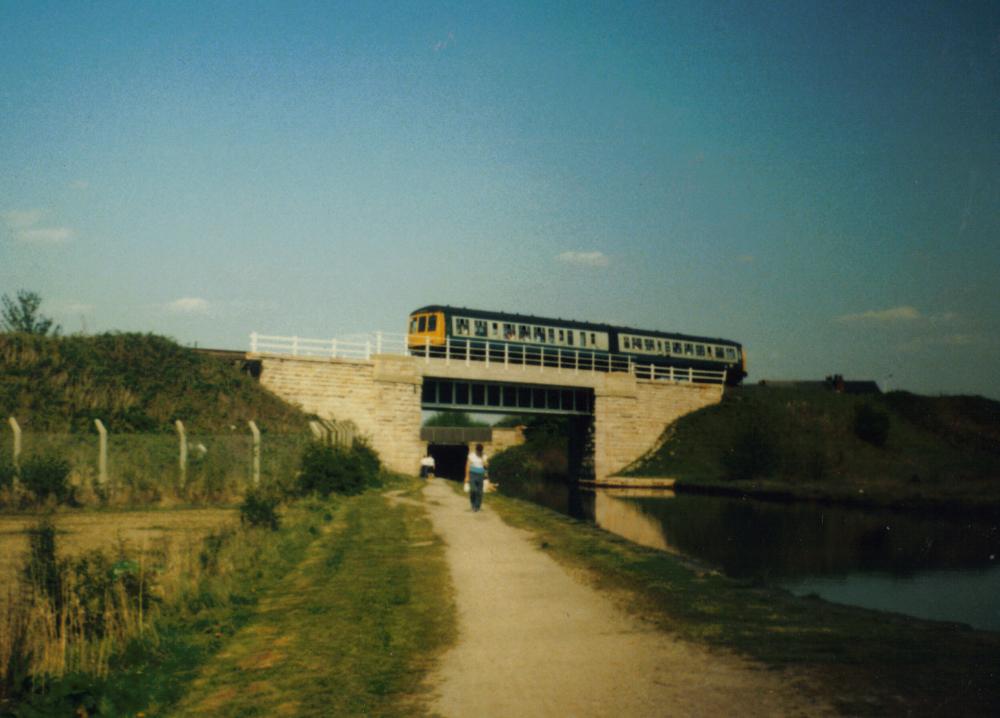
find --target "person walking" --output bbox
[464,443,488,512]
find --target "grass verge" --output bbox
[484,488,1000,717]
[168,475,455,717]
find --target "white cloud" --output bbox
[556,250,610,267]
[16,227,74,244]
[434,32,455,52]
[70,180,90,190]
[2,209,44,228]
[835,305,921,323]
[3,208,74,244]
[899,333,983,352]
[166,297,210,314]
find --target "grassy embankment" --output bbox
[4,476,455,717]
[624,386,1000,512]
[479,486,1000,716]
[0,332,311,505]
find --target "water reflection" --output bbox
[499,477,1000,631]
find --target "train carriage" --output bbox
[407,305,746,386]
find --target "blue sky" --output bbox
[2,1,998,398]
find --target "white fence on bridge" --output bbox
[249,332,727,385]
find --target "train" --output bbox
[407,305,747,386]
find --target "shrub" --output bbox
[0,451,15,490]
[854,403,890,447]
[723,423,779,481]
[296,441,379,497]
[20,454,72,503]
[24,518,62,607]
[240,488,281,530]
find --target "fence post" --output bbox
[292,335,299,356]
[425,336,430,364]
[688,367,693,383]
[309,420,326,443]
[175,420,187,487]
[250,331,258,353]
[376,331,383,355]
[94,419,108,485]
[465,339,470,367]
[248,421,261,486]
[504,343,509,368]
[366,339,372,360]
[8,417,21,473]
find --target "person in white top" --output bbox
[419,452,436,479]
[464,443,488,512]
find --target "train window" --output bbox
[474,320,488,337]
[590,333,596,345]
[428,315,437,331]
[558,329,565,343]
[548,328,555,343]
[714,346,724,359]
[491,322,499,337]
[503,323,515,340]
[684,343,694,355]
[410,318,418,333]
[418,316,427,332]
[645,338,655,351]
[673,341,682,354]
[456,318,470,335]
[580,332,587,347]
[534,327,546,343]
[696,345,706,357]
[726,347,737,359]
[519,325,530,340]
[567,330,574,346]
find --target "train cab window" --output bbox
[410,318,418,333]
[474,320,488,338]
[418,316,427,332]
[519,325,530,340]
[503,323,515,340]
[684,343,694,356]
[428,315,437,331]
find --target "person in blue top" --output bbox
[464,443,488,512]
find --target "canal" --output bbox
[500,476,1000,632]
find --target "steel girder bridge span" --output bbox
[421,377,593,416]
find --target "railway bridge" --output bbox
[248,332,724,482]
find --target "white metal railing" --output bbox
[249,332,727,385]
[249,331,408,360]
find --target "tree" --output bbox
[422,411,488,428]
[1,290,60,335]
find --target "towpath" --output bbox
[418,478,834,717]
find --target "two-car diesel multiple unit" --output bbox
[407,305,747,386]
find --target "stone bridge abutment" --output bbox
[254,353,722,481]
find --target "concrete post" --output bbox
[94,419,108,485]
[248,420,261,485]
[250,331,258,353]
[175,420,187,487]
[7,417,21,489]
[8,417,21,471]
[309,420,327,443]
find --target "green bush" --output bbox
[854,403,890,447]
[20,454,72,503]
[240,487,281,530]
[0,451,16,490]
[722,423,779,481]
[295,441,379,497]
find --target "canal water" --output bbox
[500,477,1000,632]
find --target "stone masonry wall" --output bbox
[258,355,423,475]
[593,375,722,480]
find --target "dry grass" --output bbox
[0,509,236,607]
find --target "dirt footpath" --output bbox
[419,479,835,718]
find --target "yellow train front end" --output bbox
[407,309,446,353]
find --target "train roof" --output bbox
[410,304,741,347]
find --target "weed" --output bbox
[19,455,72,504]
[854,403,890,447]
[240,488,281,530]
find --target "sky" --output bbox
[2,1,998,398]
